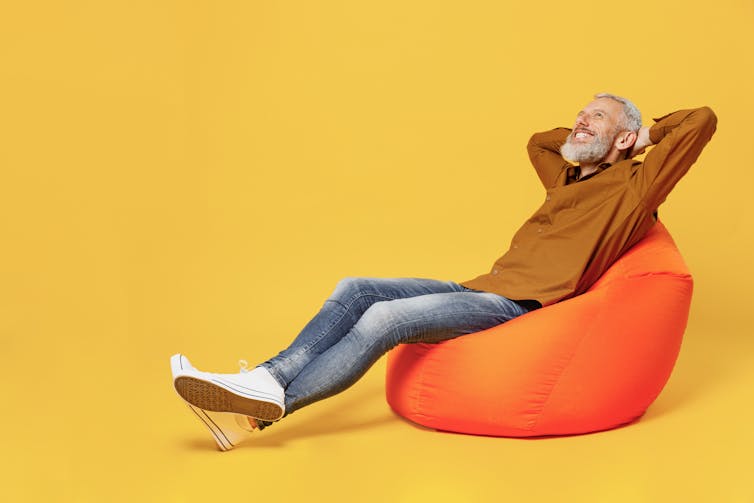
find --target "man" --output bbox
[171,94,716,450]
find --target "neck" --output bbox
[578,162,600,178]
[579,148,628,178]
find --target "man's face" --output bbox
[560,98,625,164]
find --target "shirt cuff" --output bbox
[649,112,673,145]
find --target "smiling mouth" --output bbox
[573,129,595,140]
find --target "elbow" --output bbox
[527,128,571,152]
[527,132,546,158]
[527,131,545,150]
[698,106,718,134]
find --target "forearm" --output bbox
[648,107,717,146]
[527,128,571,189]
[527,128,571,157]
[631,107,715,159]
[638,106,717,209]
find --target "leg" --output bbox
[261,277,468,387]
[282,290,529,415]
[171,278,467,425]
[170,278,524,446]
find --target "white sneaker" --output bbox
[184,404,258,451]
[170,353,285,421]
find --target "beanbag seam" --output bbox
[412,344,434,421]
[527,288,609,431]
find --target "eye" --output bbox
[594,112,604,119]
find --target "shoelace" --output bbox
[238,359,249,373]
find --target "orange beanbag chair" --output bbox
[386,220,692,436]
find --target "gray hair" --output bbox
[594,93,642,133]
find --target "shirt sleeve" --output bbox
[527,128,572,189]
[637,106,717,210]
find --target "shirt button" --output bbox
[492,268,498,275]
[537,228,543,233]
[513,244,518,249]
[546,195,551,201]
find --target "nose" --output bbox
[576,113,589,128]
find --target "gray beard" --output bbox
[560,132,613,163]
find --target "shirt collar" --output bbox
[566,162,612,184]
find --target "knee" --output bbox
[353,300,401,346]
[329,276,373,302]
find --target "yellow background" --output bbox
[1,0,752,501]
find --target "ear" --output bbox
[614,130,637,152]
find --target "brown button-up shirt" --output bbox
[460,107,717,307]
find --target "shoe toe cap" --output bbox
[171,353,197,377]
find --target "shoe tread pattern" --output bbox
[175,376,283,422]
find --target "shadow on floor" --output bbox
[180,383,406,451]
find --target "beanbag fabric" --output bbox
[385,220,692,436]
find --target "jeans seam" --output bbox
[383,310,522,341]
[299,292,397,353]
[270,291,411,385]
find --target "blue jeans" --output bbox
[261,277,533,417]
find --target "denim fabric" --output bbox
[261,277,532,416]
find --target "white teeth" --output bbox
[575,132,589,139]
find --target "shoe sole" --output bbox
[175,376,284,422]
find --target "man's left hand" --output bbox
[629,126,653,157]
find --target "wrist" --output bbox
[648,122,664,146]
[639,126,653,150]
